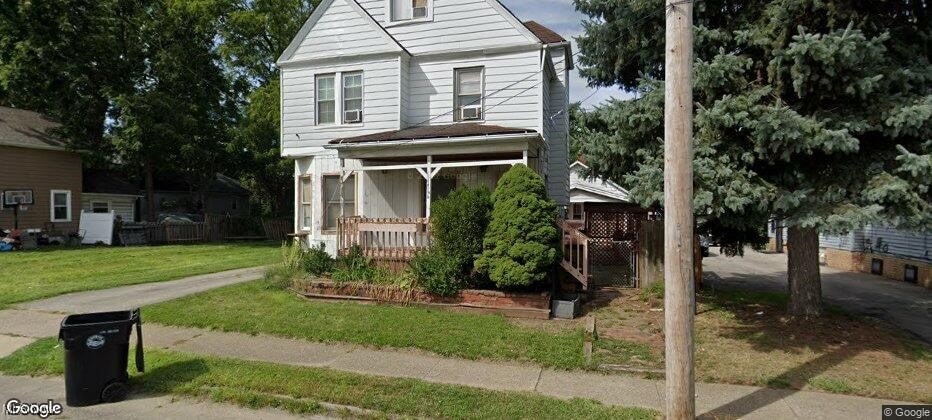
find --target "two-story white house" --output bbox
[278,0,571,255]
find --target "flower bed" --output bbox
[297,280,551,319]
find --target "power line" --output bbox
[328,1,685,157]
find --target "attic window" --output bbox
[390,0,430,22]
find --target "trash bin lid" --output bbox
[61,310,136,329]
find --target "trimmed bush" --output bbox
[303,242,334,276]
[410,249,464,297]
[331,245,377,283]
[475,164,559,289]
[430,186,492,268]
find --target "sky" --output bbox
[500,0,633,108]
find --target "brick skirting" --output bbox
[297,281,552,319]
[823,248,931,289]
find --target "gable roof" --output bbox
[0,106,68,151]
[570,161,630,203]
[329,123,537,145]
[277,0,408,64]
[487,0,549,46]
[523,21,566,44]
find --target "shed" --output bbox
[81,170,142,223]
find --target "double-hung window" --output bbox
[342,72,363,124]
[322,174,356,232]
[50,190,71,222]
[316,74,336,125]
[300,176,312,230]
[390,0,429,22]
[454,67,484,121]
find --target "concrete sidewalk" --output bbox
[0,375,332,420]
[16,266,265,314]
[2,317,908,420]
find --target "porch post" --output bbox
[339,158,346,218]
[425,155,432,218]
[522,149,529,166]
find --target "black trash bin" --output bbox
[58,309,144,407]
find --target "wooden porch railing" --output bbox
[337,217,432,261]
[558,219,590,289]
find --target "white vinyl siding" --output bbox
[81,193,137,222]
[406,49,540,129]
[316,74,336,124]
[50,190,72,222]
[282,57,400,156]
[289,0,400,61]
[546,46,570,205]
[362,0,537,54]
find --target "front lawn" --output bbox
[589,289,932,403]
[146,280,597,369]
[0,243,279,308]
[0,339,656,419]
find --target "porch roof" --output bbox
[328,123,537,145]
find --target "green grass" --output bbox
[0,243,279,308]
[0,339,656,419]
[145,280,589,369]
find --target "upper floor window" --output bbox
[316,74,335,125]
[343,72,363,124]
[454,67,484,121]
[390,0,429,22]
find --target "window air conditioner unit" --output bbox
[344,110,362,123]
[412,6,428,18]
[461,105,482,121]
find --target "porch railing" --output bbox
[558,219,590,289]
[337,217,432,261]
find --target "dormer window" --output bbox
[390,0,430,22]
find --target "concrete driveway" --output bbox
[702,248,932,343]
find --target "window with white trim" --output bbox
[91,201,110,214]
[322,174,356,232]
[454,67,484,121]
[300,176,312,230]
[342,72,363,124]
[316,74,335,125]
[390,0,429,22]
[50,190,71,222]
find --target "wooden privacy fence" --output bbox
[559,219,591,289]
[337,217,432,262]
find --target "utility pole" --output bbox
[664,0,695,418]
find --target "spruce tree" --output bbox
[574,0,931,315]
[476,165,560,289]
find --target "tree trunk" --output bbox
[144,161,156,222]
[787,226,822,316]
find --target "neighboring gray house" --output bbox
[820,226,930,288]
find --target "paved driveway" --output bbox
[703,248,932,343]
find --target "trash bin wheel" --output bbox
[101,381,129,403]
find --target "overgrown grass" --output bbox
[0,243,280,308]
[146,280,588,369]
[0,339,656,419]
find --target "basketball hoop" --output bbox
[18,205,28,212]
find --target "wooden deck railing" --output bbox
[337,217,432,261]
[558,219,590,289]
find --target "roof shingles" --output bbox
[0,106,67,151]
[523,21,566,44]
[329,123,538,145]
